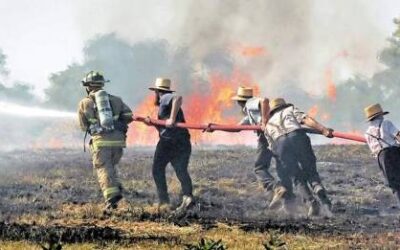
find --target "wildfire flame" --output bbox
[325,68,337,102]
[128,69,260,146]
[232,44,267,58]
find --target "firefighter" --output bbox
[364,104,400,204]
[264,98,334,215]
[146,78,194,213]
[78,71,133,211]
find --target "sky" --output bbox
[0,0,399,97]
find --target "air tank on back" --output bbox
[95,90,114,131]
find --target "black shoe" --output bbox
[106,194,123,210]
[314,184,332,210]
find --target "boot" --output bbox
[314,184,332,210]
[105,194,123,210]
[307,199,321,217]
[269,186,287,210]
[175,195,194,214]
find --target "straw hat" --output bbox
[148,78,175,92]
[364,103,389,121]
[269,98,292,113]
[231,86,254,101]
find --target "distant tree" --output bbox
[44,33,195,110]
[0,50,36,104]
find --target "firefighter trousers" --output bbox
[91,146,123,202]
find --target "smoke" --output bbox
[2,1,400,149]
[175,0,391,97]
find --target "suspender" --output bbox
[366,120,394,149]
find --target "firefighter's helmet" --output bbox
[82,71,109,87]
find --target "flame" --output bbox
[325,68,337,102]
[129,69,260,146]
[233,44,267,58]
[308,105,319,118]
[127,95,158,146]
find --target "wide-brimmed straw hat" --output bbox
[148,78,175,92]
[231,86,254,101]
[364,103,389,121]
[269,98,292,113]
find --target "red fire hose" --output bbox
[133,115,367,143]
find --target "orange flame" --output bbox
[325,68,337,102]
[128,69,261,146]
[233,44,267,58]
[308,105,319,118]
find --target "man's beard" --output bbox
[154,93,160,106]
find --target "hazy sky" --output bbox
[0,0,399,97]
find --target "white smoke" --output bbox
[72,0,400,97]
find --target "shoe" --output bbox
[269,186,287,210]
[313,183,324,194]
[175,195,194,212]
[106,194,123,210]
[307,199,321,217]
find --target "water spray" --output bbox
[0,102,76,118]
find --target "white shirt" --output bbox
[365,118,399,157]
[265,105,307,141]
[239,97,262,125]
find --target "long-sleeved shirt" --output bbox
[239,97,262,125]
[365,117,399,157]
[265,105,307,141]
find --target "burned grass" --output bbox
[0,145,399,248]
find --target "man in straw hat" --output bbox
[364,103,400,203]
[146,78,194,214]
[265,98,334,216]
[227,86,290,209]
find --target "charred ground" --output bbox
[0,144,399,248]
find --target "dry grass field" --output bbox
[0,144,399,249]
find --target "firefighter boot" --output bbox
[269,186,287,210]
[105,194,123,210]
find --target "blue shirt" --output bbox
[157,93,189,140]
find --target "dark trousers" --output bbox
[152,136,193,203]
[378,147,400,192]
[255,134,278,191]
[274,130,322,201]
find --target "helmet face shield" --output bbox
[82,71,109,87]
